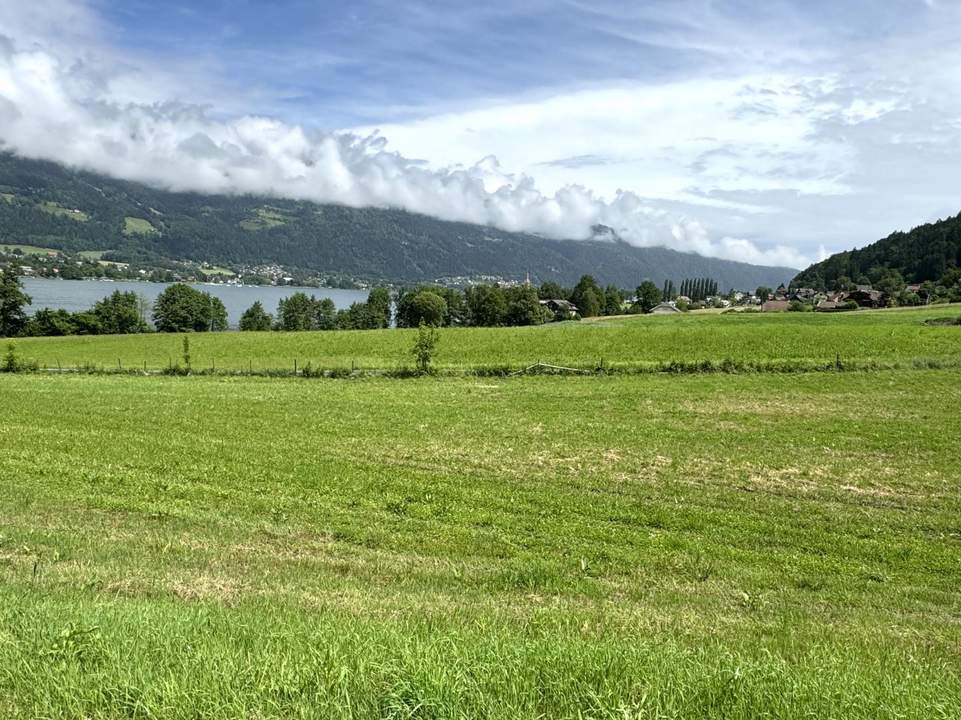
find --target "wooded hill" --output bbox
[792,212,961,290]
[0,153,795,289]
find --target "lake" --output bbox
[21,277,371,329]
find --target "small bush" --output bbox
[2,343,20,372]
[411,322,439,375]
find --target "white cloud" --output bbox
[356,76,855,204]
[4,0,961,271]
[0,34,807,267]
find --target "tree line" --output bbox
[1,269,229,337]
[2,267,731,339]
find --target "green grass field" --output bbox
[11,304,961,372]
[3,309,961,717]
[198,265,236,277]
[123,217,159,236]
[239,207,291,231]
[1,369,960,718]
[0,243,60,256]
[39,201,89,222]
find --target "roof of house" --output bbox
[649,302,682,313]
[762,300,791,312]
[843,288,883,302]
[539,299,578,311]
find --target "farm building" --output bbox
[842,287,884,308]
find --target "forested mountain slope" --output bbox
[0,153,795,288]
[793,213,961,289]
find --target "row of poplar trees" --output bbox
[678,277,719,302]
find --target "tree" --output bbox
[0,268,30,337]
[239,301,273,331]
[337,302,383,330]
[603,285,623,316]
[538,281,568,301]
[22,308,75,337]
[411,321,439,374]
[366,286,392,328]
[570,275,602,317]
[315,298,338,330]
[92,291,149,334]
[756,286,772,302]
[398,290,447,327]
[503,285,549,326]
[152,283,227,332]
[276,292,316,331]
[71,311,104,335]
[466,284,507,326]
[634,280,662,313]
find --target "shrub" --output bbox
[411,322,439,375]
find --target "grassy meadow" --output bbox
[10,303,961,372]
[2,308,961,718]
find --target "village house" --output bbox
[842,286,884,308]
[790,287,817,302]
[539,298,579,319]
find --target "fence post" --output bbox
[294,358,298,375]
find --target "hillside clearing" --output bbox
[123,216,159,235]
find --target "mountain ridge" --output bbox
[0,153,795,289]
[792,212,961,289]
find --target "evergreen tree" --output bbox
[0,267,31,337]
[603,285,623,316]
[92,291,149,334]
[570,275,603,317]
[239,301,273,331]
[366,286,392,328]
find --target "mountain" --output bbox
[793,212,961,289]
[0,153,795,289]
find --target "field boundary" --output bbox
[3,355,960,379]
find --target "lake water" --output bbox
[21,277,370,329]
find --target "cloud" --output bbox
[5,0,961,271]
[0,33,807,268]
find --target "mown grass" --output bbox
[39,201,90,221]
[1,370,960,717]
[0,243,60,256]
[12,303,961,373]
[239,207,291,231]
[122,216,158,235]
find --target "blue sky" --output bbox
[2,0,960,267]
